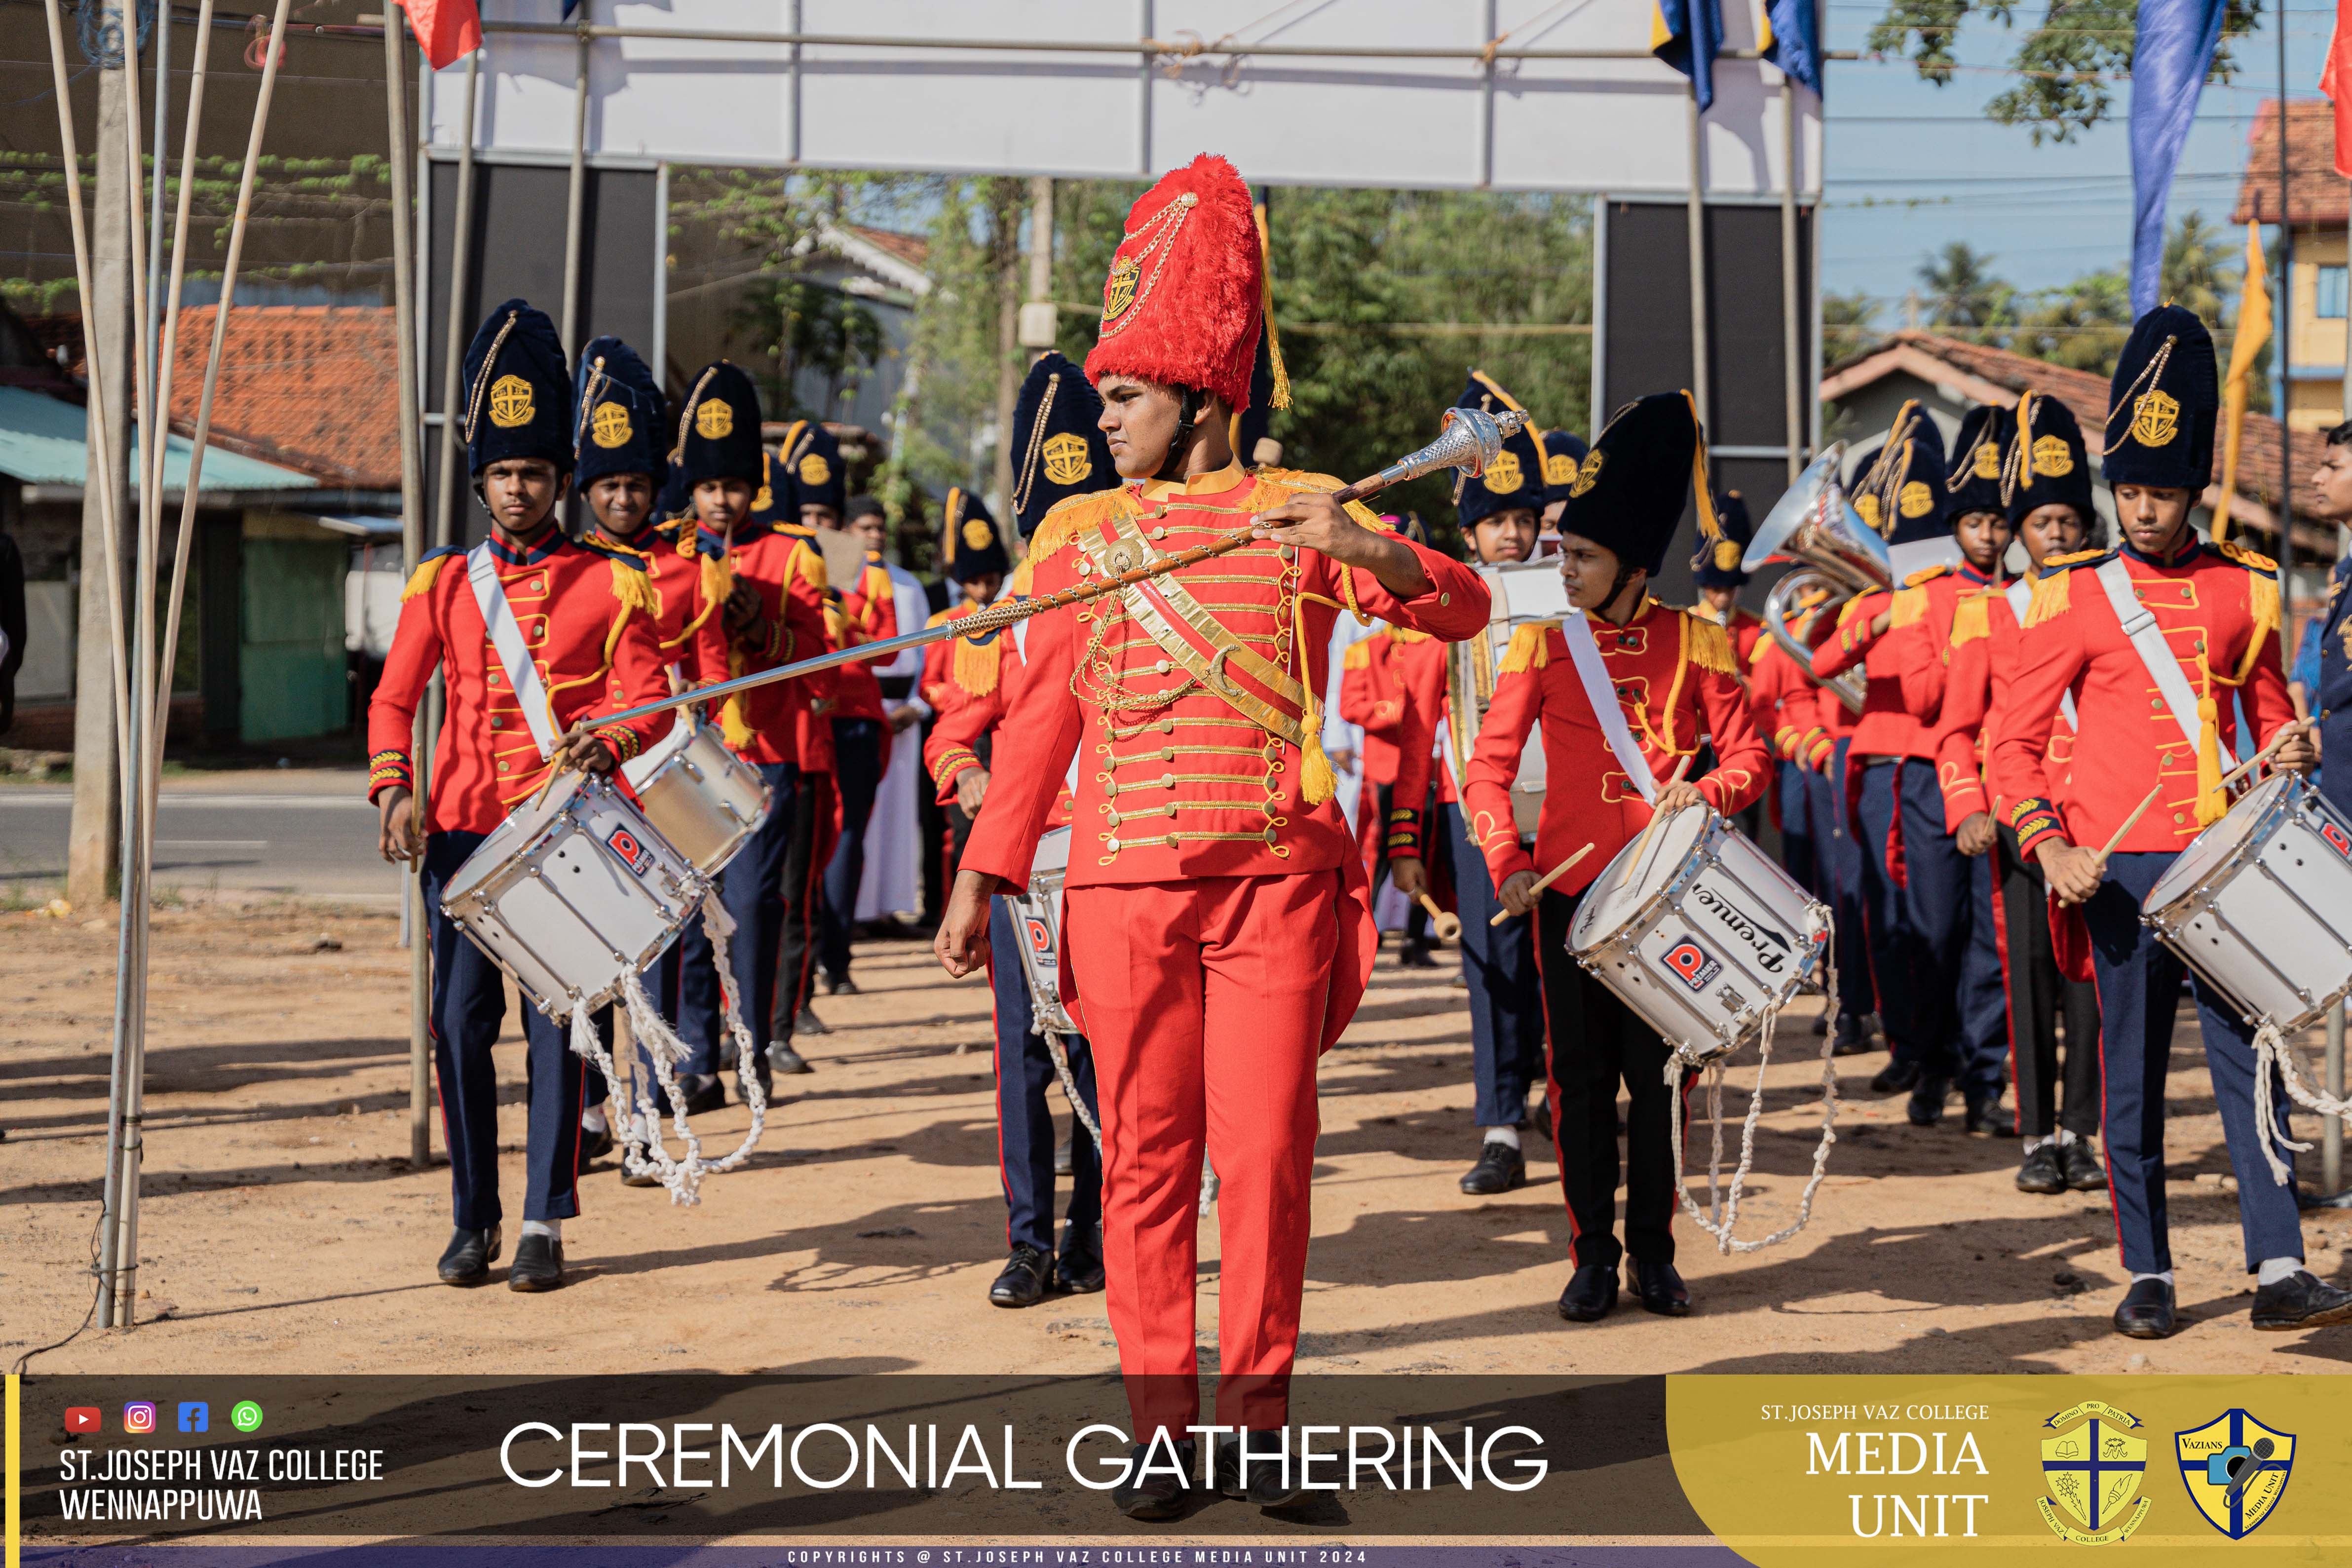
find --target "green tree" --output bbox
[1867,0,2262,144]
[1823,289,1883,363]
[2009,268,2131,371]
[2161,210,2235,323]
[1916,242,2013,340]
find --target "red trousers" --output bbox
[1064,871,1338,1437]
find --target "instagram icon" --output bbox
[123,1402,157,1433]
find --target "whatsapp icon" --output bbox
[229,1400,263,1433]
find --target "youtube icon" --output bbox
[64,1407,100,1435]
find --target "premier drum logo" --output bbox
[1663,938,1722,992]
[1024,915,1054,960]
[606,825,654,874]
[2320,819,2352,860]
[1692,885,1791,975]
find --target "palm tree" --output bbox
[1823,290,1882,364]
[2161,211,2236,325]
[1916,242,2010,340]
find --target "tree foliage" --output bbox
[1867,0,2262,144]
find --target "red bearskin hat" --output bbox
[1084,153,1283,413]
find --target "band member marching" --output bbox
[1386,372,1554,1193]
[768,419,846,1052]
[1470,393,1769,1323]
[934,153,1488,1516]
[369,300,672,1290]
[924,488,1011,875]
[1989,306,2352,1338]
[1932,394,2106,1191]
[1688,491,1769,843]
[925,350,1120,1309]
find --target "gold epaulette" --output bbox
[786,535,828,594]
[1951,592,1991,646]
[1835,592,1876,628]
[1342,638,1375,670]
[1499,621,1558,675]
[2216,538,2279,574]
[1247,468,1387,531]
[2244,559,2281,643]
[1889,586,1930,629]
[1685,612,1737,675]
[607,557,660,617]
[1902,564,1952,588]
[401,551,456,602]
[1748,630,1774,667]
[925,606,963,630]
[1026,488,1129,562]
[2024,568,2072,628]
[2042,547,2106,571]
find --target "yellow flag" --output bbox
[2216,222,2272,543]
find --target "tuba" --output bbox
[1743,443,1891,715]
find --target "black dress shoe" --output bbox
[619,1144,662,1187]
[1632,1258,1691,1316]
[1528,1099,1553,1142]
[1907,1078,1950,1128]
[1962,1091,2010,1138]
[1056,1251,1105,1294]
[1832,1016,1875,1057]
[1459,1141,1526,1195]
[2062,1141,2108,1191]
[1397,943,1438,970]
[437,1225,499,1286]
[794,1006,832,1037]
[680,1074,727,1115]
[989,1245,1053,1307]
[1871,1059,1921,1094]
[2015,1144,2066,1194]
[1111,1440,1195,1521]
[508,1232,565,1292]
[1054,1135,1073,1176]
[2113,1277,2176,1339]
[735,1071,770,1106]
[1558,1262,1618,1322]
[576,1119,614,1170]
[766,1040,811,1075]
[826,974,859,996]
[2250,1270,2352,1331]
[1810,1012,1830,1036]
[1215,1431,1305,1507]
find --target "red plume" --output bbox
[1083,154,1263,411]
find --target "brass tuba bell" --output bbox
[1743,443,1892,715]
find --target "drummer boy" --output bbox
[1988,305,2350,1339]
[369,300,672,1292]
[1466,393,1768,1324]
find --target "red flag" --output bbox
[2322,0,2352,176]
[398,0,480,72]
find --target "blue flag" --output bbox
[1653,0,1725,113]
[2130,0,2228,315]
[1759,0,1822,97]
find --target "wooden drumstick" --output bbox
[2219,717,2314,793]
[1413,891,1462,942]
[2090,782,2166,868]
[1627,754,1695,865]
[1490,841,1595,926]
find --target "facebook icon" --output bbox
[178,1402,208,1433]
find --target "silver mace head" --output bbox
[1374,407,1530,490]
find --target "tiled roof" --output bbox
[844,225,927,269]
[1822,329,2335,554]
[2232,99,2347,228]
[29,306,399,490]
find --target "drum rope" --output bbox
[2249,1020,2351,1186]
[1042,1030,1103,1156]
[693,892,770,1174]
[566,994,704,1206]
[1663,920,1842,1255]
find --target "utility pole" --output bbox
[988,183,1036,516]
[67,40,135,910]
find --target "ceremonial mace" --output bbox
[577,408,1530,742]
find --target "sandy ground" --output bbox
[5,899,2352,1377]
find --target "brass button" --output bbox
[1105,836,1121,853]
[499,763,511,774]
[1440,593,1450,606]
[1159,773,1175,788]
[1160,746,1176,762]
[2172,812,2185,824]
[1263,827,1279,844]
[492,717,503,728]
[1155,659,1173,675]
[2151,698,2163,709]
[1159,719,1176,734]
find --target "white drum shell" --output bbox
[440,773,704,1021]
[1568,807,1831,1062]
[1006,827,1076,1034]
[619,717,771,874]
[2142,774,2352,1036]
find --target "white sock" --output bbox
[2131,1270,2173,1287]
[581,1107,608,1135]
[522,1219,562,1242]
[2057,1128,2080,1147]
[2257,1256,2304,1287]
[2023,1135,2051,1154]
[1483,1125,1521,1151]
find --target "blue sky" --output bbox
[1818,0,2338,306]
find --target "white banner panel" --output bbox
[429,0,1820,198]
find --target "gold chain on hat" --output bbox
[460,308,520,442]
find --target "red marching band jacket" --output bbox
[367,533,673,833]
[683,522,836,772]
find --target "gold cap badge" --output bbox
[1567,449,1604,498]
[1898,480,1935,519]
[962,517,994,551]
[1543,449,1577,486]
[1481,449,1524,495]
[1101,257,1140,324]
[2130,390,2179,449]
[695,398,735,440]
[2031,434,2074,477]
[798,453,832,487]
[1040,431,1093,486]
[489,374,534,429]
[590,401,632,449]
[1972,440,2000,480]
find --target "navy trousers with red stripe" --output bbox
[422,830,585,1229]
[987,898,1102,1259]
[1534,886,1695,1271]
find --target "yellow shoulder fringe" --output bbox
[1499,621,1559,675]
[1950,592,1991,646]
[1026,489,1130,562]
[401,554,451,602]
[1888,586,1930,629]
[1685,613,1737,675]
[1342,639,1374,671]
[2024,569,2072,628]
[1902,564,1952,589]
[607,559,660,617]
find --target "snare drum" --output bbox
[619,716,770,874]
[2142,772,2352,1035]
[1005,827,1076,1034]
[1568,803,1831,1063]
[440,771,705,1021]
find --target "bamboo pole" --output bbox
[430,50,482,554]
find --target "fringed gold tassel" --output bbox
[1342,638,1374,671]
[1253,201,1291,411]
[1499,622,1552,674]
[951,630,1002,697]
[1889,587,1929,629]
[2196,686,2227,826]
[1290,586,1335,805]
[700,549,734,626]
[1951,593,1991,646]
[401,555,450,602]
[608,559,660,617]
[1683,390,1719,540]
[721,648,754,750]
[2025,570,2072,628]
[1686,613,1736,674]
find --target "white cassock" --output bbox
[1324,612,1372,836]
[855,560,933,920]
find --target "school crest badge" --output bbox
[1041,431,1093,486]
[1898,480,1935,519]
[798,453,831,487]
[2032,433,2074,477]
[1567,449,1604,498]
[1481,449,1524,495]
[1102,257,1140,324]
[488,374,534,429]
[963,517,995,551]
[2037,1400,2151,1544]
[695,398,734,440]
[1544,448,1577,486]
[590,401,632,449]
[2131,390,2179,449]
[1972,439,2000,479]
[2175,1411,2293,1539]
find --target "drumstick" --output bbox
[2090,783,2165,867]
[1490,841,1595,926]
[2219,718,2314,793]
[1627,754,1695,866]
[1412,891,1463,942]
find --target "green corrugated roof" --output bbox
[0,384,318,491]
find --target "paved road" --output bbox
[0,784,397,903]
